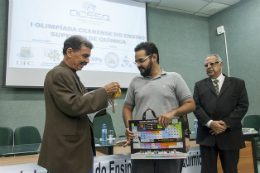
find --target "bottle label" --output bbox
[102,129,107,133]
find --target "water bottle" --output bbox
[102,123,107,141]
[194,119,198,139]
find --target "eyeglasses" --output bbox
[204,61,220,68]
[134,55,151,65]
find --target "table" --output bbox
[1,133,258,173]
[0,141,200,173]
[0,137,127,157]
[0,143,41,157]
[243,132,260,173]
[95,136,127,155]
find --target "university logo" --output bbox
[16,47,34,66]
[43,49,61,62]
[105,52,119,68]
[83,2,96,12]
[17,47,33,60]
[121,56,132,68]
[70,2,110,21]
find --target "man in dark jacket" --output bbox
[193,54,249,173]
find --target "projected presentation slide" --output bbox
[6,0,147,87]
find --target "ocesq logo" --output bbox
[70,2,110,21]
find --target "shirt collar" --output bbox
[153,69,167,79]
[146,69,167,79]
[161,70,167,76]
[211,73,224,82]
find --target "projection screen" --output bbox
[5,0,147,88]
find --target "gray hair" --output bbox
[207,54,222,62]
[63,35,93,55]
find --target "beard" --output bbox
[139,60,153,77]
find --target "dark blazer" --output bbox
[38,61,108,173]
[193,74,249,150]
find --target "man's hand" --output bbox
[158,98,195,127]
[104,82,120,95]
[185,138,190,152]
[115,139,131,147]
[209,120,227,135]
[115,128,134,147]
[125,128,135,139]
[158,112,175,127]
[219,120,227,128]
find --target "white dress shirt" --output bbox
[205,73,225,127]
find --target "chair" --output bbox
[14,126,41,145]
[14,126,41,155]
[0,127,13,146]
[0,127,13,157]
[243,115,260,131]
[93,113,116,139]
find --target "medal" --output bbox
[109,88,121,113]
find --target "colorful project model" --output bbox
[129,118,186,154]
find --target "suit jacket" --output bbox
[38,61,108,173]
[193,74,249,150]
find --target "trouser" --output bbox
[131,159,184,173]
[200,145,239,173]
[48,148,94,173]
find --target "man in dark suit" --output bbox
[193,54,249,173]
[38,35,120,173]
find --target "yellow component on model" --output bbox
[114,88,121,98]
[108,88,121,99]
[109,88,121,113]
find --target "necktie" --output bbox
[213,79,219,96]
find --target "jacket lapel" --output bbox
[205,78,217,96]
[218,75,231,98]
[72,74,85,95]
